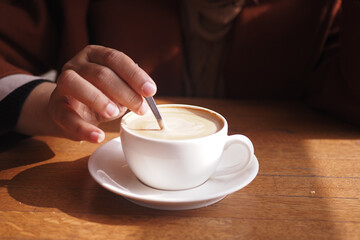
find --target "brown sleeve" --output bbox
[0,1,60,77]
[307,0,360,125]
[0,57,30,78]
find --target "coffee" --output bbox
[122,106,223,140]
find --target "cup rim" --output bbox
[120,104,227,143]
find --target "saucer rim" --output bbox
[88,137,259,204]
[124,195,227,211]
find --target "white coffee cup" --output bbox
[120,104,254,190]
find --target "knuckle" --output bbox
[128,65,141,82]
[85,45,100,55]
[93,66,112,87]
[89,91,103,107]
[73,123,86,137]
[62,62,73,71]
[126,92,142,107]
[103,49,122,66]
[86,44,97,51]
[57,70,76,91]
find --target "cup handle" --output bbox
[212,134,254,177]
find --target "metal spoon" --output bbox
[144,97,167,130]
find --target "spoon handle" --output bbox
[144,97,167,129]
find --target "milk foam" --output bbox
[123,107,223,140]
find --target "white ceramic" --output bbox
[88,138,259,210]
[120,104,254,190]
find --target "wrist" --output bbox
[14,82,65,138]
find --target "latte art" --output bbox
[123,107,223,140]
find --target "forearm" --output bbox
[0,75,54,135]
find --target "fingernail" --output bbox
[137,100,148,115]
[90,131,105,143]
[142,82,157,96]
[106,103,120,117]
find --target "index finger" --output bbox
[85,45,157,97]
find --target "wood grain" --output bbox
[0,98,359,240]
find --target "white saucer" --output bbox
[88,137,259,210]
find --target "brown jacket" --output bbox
[0,0,359,124]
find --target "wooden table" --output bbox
[1,98,359,240]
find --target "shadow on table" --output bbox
[4,155,175,212]
[0,138,55,171]
[3,101,360,239]
[5,155,237,238]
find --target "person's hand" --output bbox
[48,45,157,143]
